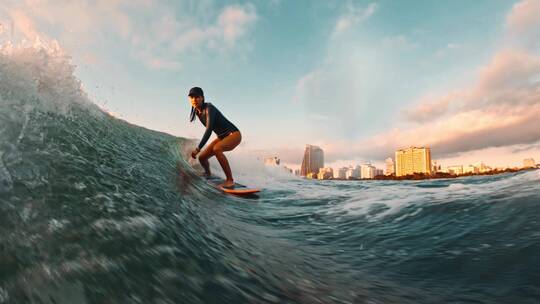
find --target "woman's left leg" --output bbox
[212,131,242,188]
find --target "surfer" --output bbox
[188,87,241,189]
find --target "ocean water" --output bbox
[1,44,540,304]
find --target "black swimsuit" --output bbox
[196,103,239,150]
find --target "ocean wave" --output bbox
[1,43,539,303]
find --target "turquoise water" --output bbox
[1,45,540,304]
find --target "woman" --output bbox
[188,87,241,189]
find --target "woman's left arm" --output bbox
[196,105,216,151]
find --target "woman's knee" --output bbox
[198,155,207,163]
[198,150,212,161]
[212,145,224,154]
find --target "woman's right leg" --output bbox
[198,138,220,176]
[212,132,241,187]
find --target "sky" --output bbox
[1,0,539,170]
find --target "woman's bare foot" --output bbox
[219,180,235,189]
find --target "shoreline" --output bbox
[309,167,538,181]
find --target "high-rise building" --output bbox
[395,147,432,177]
[300,145,324,176]
[523,158,536,168]
[360,164,376,179]
[345,166,360,179]
[385,157,395,176]
[355,165,361,178]
[345,168,354,179]
[374,168,384,176]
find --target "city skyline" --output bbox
[282,144,537,179]
[1,0,539,168]
[258,139,538,179]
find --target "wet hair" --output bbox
[189,97,205,122]
[189,107,196,122]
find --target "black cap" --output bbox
[188,87,204,97]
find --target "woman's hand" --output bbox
[191,148,200,159]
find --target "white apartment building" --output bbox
[335,167,348,179]
[360,164,376,179]
[345,166,360,179]
[447,165,464,175]
[463,165,479,174]
[395,147,432,176]
[385,157,395,176]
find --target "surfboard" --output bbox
[206,176,261,196]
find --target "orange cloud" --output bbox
[406,50,540,123]
[505,0,540,48]
[363,48,540,159]
[474,50,540,99]
[322,0,540,161]
[506,0,540,35]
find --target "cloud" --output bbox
[511,141,540,153]
[506,0,540,34]
[132,3,257,69]
[372,68,539,161]
[406,50,540,122]
[505,0,540,49]
[293,0,540,163]
[435,144,540,168]
[356,46,540,160]
[403,0,540,143]
[1,1,257,70]
[475,50,540,96]
[403,91,459,122]
[366,105,540,158]
[293,100,540,163]
[332,2,377,37]
[5,1,136,42]
[157,4,257,52]
[219,5,257,46]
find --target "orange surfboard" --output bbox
[207,176,261,196]
[219,187,260,195]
